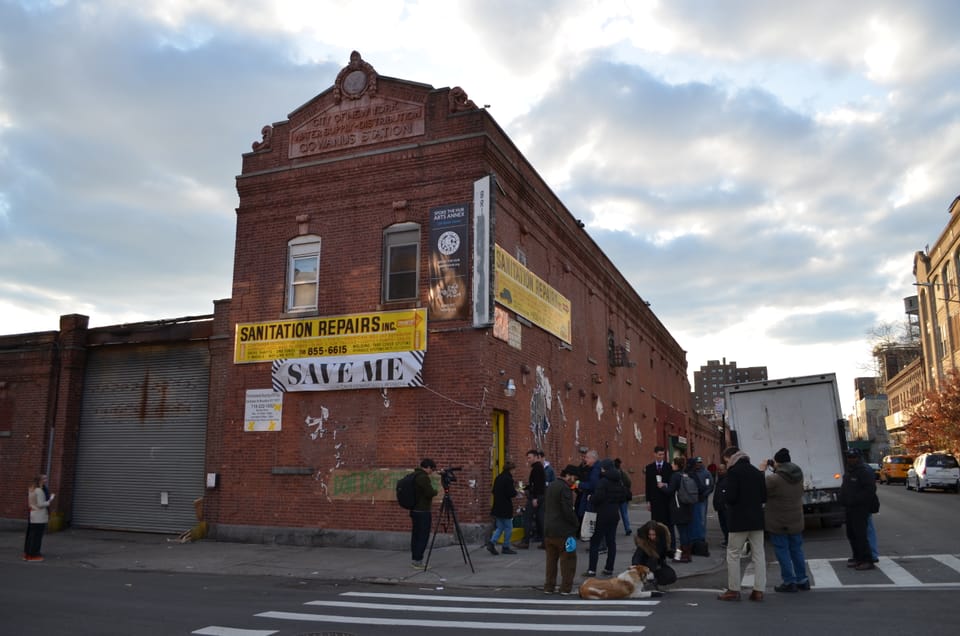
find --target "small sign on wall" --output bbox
[244,388,282,431]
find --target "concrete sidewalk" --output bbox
[4,505,725,589]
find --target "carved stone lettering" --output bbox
[289,97,425,159]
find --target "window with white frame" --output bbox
[383,222,420,302]
[287,235,320,312]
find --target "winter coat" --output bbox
[695,465,715,501]
[839,458,877,511]
[632,521,671,569]
[764,461,805,535]
[413,468,438,511]
[724,453,766,532]
[593,466,628,525]
[491,469,518,519]
[544,479,579,538]
[712,473,728,512]
[664,470,694,526]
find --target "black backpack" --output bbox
[396,472,417,510]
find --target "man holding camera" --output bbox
[410,458,439,568]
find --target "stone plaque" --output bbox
[289,97,425,159]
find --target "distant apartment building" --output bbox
[849,377,890,461]
[692,358,767,417]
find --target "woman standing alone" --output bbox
[24,475,53,561]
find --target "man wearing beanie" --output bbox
[764,448,810,592]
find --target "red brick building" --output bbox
[1,53,715,544]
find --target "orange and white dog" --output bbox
[578,564,658,599]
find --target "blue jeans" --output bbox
[770,532,808,585]
[690,501,707,542]
[490,516,513,544]
[867,514,879,560]
[619,501,632,533]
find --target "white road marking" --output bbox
[192,628,277,636]
[932,554,960,574]
[876,556,922,586]
[255,611,645,632]
[807,558,843,588]
[340,591,659,605]
[306,599,649,617]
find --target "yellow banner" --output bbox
[494,244,572,343]
[234,308,427,364]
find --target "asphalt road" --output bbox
[2,484,958,635]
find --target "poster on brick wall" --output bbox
[271,351,425,392]
[428,202,469,320]
[244,388,283,431]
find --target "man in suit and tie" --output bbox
[645,445,676,553]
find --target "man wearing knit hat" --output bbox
[763,448,810,592]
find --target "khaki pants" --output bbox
[544,536,577,593]
[726,529,766,592]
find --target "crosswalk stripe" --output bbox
[306,600,650,617]
[255,611,645,632]
[807,559,842,588]
[932,554,960,574]
[192,628,277,636]
[876,557,923,586]
[340,591,660,605]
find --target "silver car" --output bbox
[906,453,960,492]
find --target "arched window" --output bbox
[286,235,321,312]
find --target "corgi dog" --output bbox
[578,564,659,599]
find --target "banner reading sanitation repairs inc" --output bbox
[271,351,425,392]
[234,308,426,364]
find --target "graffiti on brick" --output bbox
[327,468,439,501]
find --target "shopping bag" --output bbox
[580,511,597,540]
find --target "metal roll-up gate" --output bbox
[72,342,209,533]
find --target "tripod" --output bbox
[424,488,475,573]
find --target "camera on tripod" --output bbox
[440,466,462,488]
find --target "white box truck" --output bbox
[724,373,847,527]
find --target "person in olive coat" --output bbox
[764,448,809,592]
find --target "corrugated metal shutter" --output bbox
[73,342,209,533]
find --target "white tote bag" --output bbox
[580,511,597,540]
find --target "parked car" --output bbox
[867,462,881,479]
[880,455,913,484]
[906,452,960,492]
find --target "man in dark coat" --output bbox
[644,445,675,551]
[518,449,547,548]
[410,458,438,568]
[718,446,767,602]
[839,448,877,570]
[543,464,581,594]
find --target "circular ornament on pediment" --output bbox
[343,69,368,96]
[334,51,377,102]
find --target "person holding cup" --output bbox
[644,446,675,553]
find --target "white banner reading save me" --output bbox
[271,351,425,392]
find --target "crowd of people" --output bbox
[406,442,880,598]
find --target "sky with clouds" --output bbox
[2,0,958,413]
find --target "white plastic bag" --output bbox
[580,511,597,540]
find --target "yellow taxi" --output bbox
[879,454,913,484]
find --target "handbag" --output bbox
[580,511,597,540]
[654,563,677,585]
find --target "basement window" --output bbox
[383,222,420,302]
[286,235,321,312]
